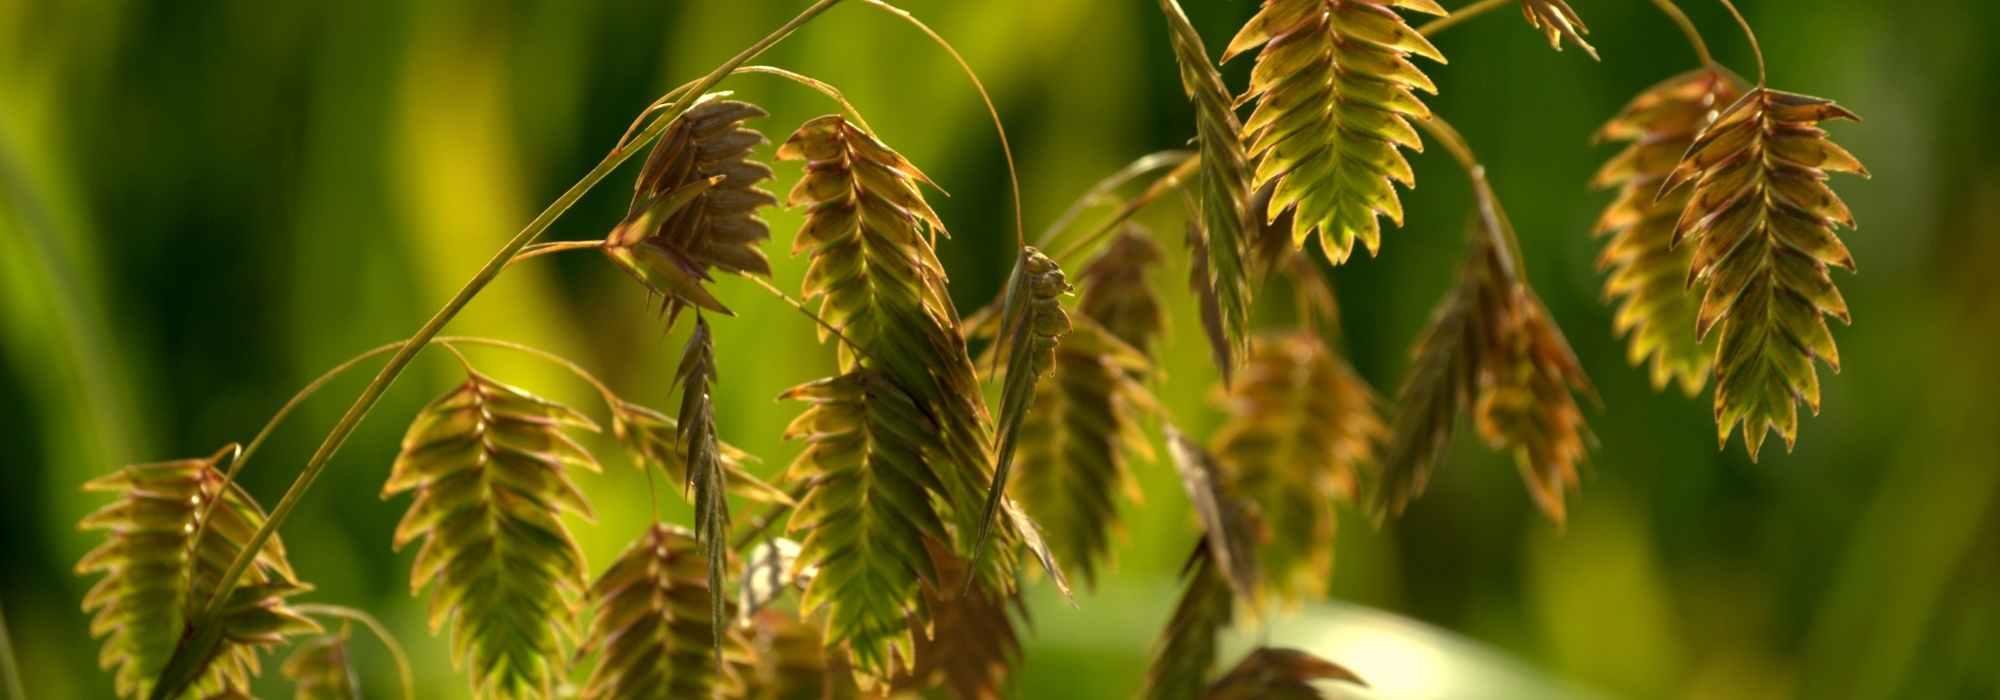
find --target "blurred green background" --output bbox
[4,0,1997,698]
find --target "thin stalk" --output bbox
[437,336,621,412]
[1048,155,1200,263]
[733,65,874,133]
[1715,0,1765,84]
[1415,116,1528,282]
[293,604,415,700]
[1035,150,1194,247]
[1649,0,1716,68]
[1418,0,1511,38]
[0,604,24,700]
[860,0,1025,249]
[156,2,849,696]
[509,239,605,266]
[739,274,884,369]
[190,341,407,552]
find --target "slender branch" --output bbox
[1035,150,1194,247]
[159,3,850,696]
[293,604,415,700]
[190,341,407,552]
[860,0,1025,249]
[1715,0,1765,84]
[0,604,24,700]
[738,274,886,370]
[732,65,875,133]
[1414,116,1528,282]
[1648,0,1716,68]
[1417,0,1511,38]
[436,336,621,412]
[508,239,605,267]
[1048,155,1200,263]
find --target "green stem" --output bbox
[1417,0,1510,38]
[0,604,24,700]
[154,2,849,697]
[1715,0,1765,84]
[1415,115,1528,282]
[293,604,415,700]
[1649,0,1716,68]
[860,0,1025,249]
[1035,150,1193,248]
[1048,155,1200,263]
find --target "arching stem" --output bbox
[155,3,850,697]
[1036,150,1194,248]
[1648,0,1716,68]
[1048,155,1200,263]
[1417,0,1510,38]
[1415,116,1529,282]
[860,0,1026,249]
[293,604,416,700]
[1715,0,1766,85]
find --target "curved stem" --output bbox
[738,274,885,369]
[1415,116,1527,282]
[293,604,415,700]
[1035,150,1194,247]
[1417,0,1510,38]
[164,3,849,695]
[436,336,622,412]
[1715,0,1765,85]
[732,65,875,133]
[1648,0,1716,68]
[509,239,605,266]
[1048,155,1200,263]
[860,0,1025,249]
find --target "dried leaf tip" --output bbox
[1521,0,1598,60]
[1658,87,1865,459]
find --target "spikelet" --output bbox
[671,316,732,662]
[381,371,598,699]
[895,541,1025,700]
[736,610,865,700]
[1375,207,1594,522]
[1009,319,1155,588]
[975,247,1071,567]
[1472,283,1595,525]
[1140,543,1237,700]
[1520,0,1597,60]
[577,524,744,700]
[778,115,992,534]
[1161,0,1256,372]
[1592,69,1745,395]
[777,370,947,678]
[1658,88,1867,459]
[779,115,1060,607]
[77,446,318,699]
[1225,0,1448,264]
[1212,332,1383,600]
[1204,647,1365,700]
[1075,225,1168,359]
[1371,252,1484,520]
[607,96,777,324]
[610,401,790,505]
[282,631,361,700]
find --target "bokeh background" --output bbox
[5,1,1997,698]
